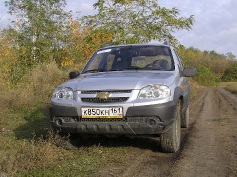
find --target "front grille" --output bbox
[81,90,132,94]
[81,97,129,103]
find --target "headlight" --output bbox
[138,85,171,99]
[53,87,74,100]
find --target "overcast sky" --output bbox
[1,0,237,57]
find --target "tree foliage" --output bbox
[222,61,237,82]
[225,52,236,61]
[177,46,237,85]
[0,29,18,85]
[195,66,219,86]
[5,0,69,67]
[2,0,236,86]
[178,46,229,77]
[82,0,194,45]
[61,16,114,68]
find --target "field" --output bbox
[0,81,237,176]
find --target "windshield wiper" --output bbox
[119,66,142,70]
[83,68,105,73]
[93,67,143,72]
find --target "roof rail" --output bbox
[163,39,170,46]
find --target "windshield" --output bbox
[82,46,174,73]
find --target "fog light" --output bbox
[56,119,63,126]
[64,117,72,122]
[149,119,156,126]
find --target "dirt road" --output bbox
[98,88,237,177]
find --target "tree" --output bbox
[5,0,69,67]
[222,61,237,82]
[0,29,19,84]
[82,0,194,45]
[225,52,236,61]
[61,16,114,68]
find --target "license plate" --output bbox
[81,107,123,119]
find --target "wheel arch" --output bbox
[173,87,185,115]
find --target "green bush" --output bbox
[196,66,220,86]
[222,62,237,82]
[7,61,68,110]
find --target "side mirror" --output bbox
[183,66,197,77]
[69,71,80,79]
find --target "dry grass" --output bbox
[0,81,11,112]
[225,84,237,94]
[0,61,68,113]
[0,131,74,175]
[11,61,68,108]
[0,61,130,176]
[0,127,130,176]
[0,62,74,175]
[219,82,237,94]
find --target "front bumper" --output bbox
[49,101,177,135]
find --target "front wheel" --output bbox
[160,102,181,153]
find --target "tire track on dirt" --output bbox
[170,89,237,177]
[218,88,237,111]
[99,88,237,177]
[172,89,208,158]
[104,89,208,177]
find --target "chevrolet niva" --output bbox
[49,43,197,152]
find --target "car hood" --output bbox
[61,71,176,91]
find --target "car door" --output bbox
[173,50,190,110]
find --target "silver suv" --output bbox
[49,43,197,152]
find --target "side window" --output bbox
[172,49,183,77]
[174,50,184,71]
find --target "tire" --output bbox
[160,101,181,153]
[181,105,189,128]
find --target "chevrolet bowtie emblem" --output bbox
[96,92,111,99]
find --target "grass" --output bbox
[0,105,132,176]
[0,62,132,176]
[0,103,183,176]
[0,96,162,176]
[218,82,237,94]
